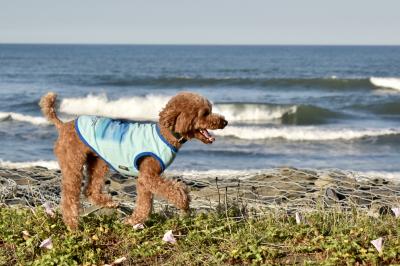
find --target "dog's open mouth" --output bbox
[199,129,215,143]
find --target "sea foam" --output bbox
[0,94,308,126]
[370,77,400,91]
[214,103,296,122]
[59,94,167,121]
[0,112,49,126]
[215,126,400,141]
[59,94,297,123]
[0,159,398,182]
[356,170,400,181]
[0,160,59,169]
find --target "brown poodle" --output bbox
[39,92,227,229]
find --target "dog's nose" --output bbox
[222,119,228,128]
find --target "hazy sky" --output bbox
[1,0,399,45]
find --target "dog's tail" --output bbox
[39,92,63,129]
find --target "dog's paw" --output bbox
[173,181,190,210]
[180,208,191,218]
[124,216,144,226]
[88,194,118,208]
[104,200,119,208]
[63,217,79,231]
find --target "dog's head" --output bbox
[159,92,228,144]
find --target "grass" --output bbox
[0,205,399,265]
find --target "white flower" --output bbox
[22,230,30,240]
[133,223,144,230]
[39,238,53,249]
[42,202,55,217]
[103,256,127,266]
[371,237,383,253]
[162,230,176,244]
[391,207,400,218]
[113,257,127,264]
[295,212,303,224]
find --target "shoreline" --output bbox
[1,165,399,217]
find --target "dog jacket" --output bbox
[75,115,177,176]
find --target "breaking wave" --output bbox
[215,126,400,141]
[0,94,343,126]
[59,94,167,121]
[0,112,49,126]
[213,103,296,123]
[370,77,400,91]
[59,94,342,125]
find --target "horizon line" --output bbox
[0,42,399,47]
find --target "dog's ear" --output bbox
[174,112,194,133]
[159,106,180,130]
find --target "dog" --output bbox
[40,92,228,229]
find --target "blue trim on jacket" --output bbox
[133,152,166,173]
[156,125,178,153]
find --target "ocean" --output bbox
[0,44,399,179]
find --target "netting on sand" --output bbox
[0,166,399,217]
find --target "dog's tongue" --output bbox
[200,129,215,142]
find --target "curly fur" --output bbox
[39,92,63,129]
[40,91,227,229]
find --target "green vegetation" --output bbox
[0,206,399,265]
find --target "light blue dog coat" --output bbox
[75,115,177,176]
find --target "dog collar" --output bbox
[171,130,187,144]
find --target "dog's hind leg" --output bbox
[85,155,118,208]
[55,142,86,230]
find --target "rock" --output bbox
[325,187,346,202]
[123,185,136,194]
[109,173,130,184]
[315,174,335,188]
[378,206,394,216]
[0,165,399,216]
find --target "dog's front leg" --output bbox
[125,156,189,226]
[124,177,153,225]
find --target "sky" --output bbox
[0,0,399,45]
